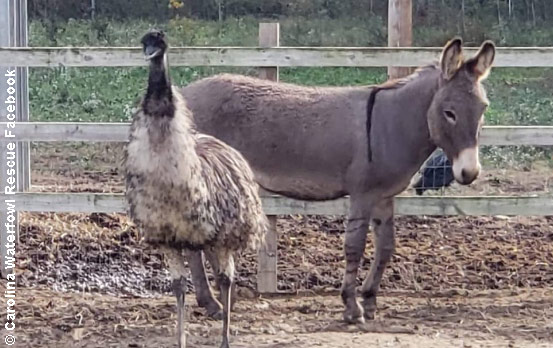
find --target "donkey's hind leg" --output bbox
[185,250,223,319]
[360,197,395,320]
[340,194,372,324]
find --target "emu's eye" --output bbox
[444,110,457,124]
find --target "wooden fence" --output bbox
[1,22,552,292]
[3,46,553,68]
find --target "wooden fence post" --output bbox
[388,0,413,79]
[0,0,30,277]
[257,22,279,293]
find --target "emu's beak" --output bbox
[144,46,162,61]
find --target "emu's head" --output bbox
[141,29,168,61]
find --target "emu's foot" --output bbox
[342,299,365,324]
[219,337,230,348]
[361,295,377,320]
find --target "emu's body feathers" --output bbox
[125,88,267,250]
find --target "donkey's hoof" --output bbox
[343,312,365,324]
[343,302,365,324]
[203,300,224,320]
[363,310,375,320]
[361,296,377,320]
[207,307,224,320]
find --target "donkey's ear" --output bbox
[440,37,464,80]
[466,40,495,81]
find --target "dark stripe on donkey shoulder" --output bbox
[366,87,381,163]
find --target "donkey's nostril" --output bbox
[461,169,468,182]
[460,168,478,184]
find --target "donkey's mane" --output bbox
[372,64,439,91]
[366,64,439,162]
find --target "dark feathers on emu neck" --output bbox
[142,56,175,118]
[413,150,455,195]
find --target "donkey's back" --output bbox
[181,74,371,200]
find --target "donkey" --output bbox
[180,38,495,323]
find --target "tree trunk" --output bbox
[461,0,466,34]
[531,0,536,26]
[91,0,96,20]
[496,0,502,25]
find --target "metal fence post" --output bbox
[0,0,30,276]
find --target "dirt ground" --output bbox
[8,143,553,347]
[10,286,553,347]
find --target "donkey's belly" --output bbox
[223,139,348,200]
[195,121,348,200]
[255,169,347,201]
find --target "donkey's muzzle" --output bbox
[452,147,481,185]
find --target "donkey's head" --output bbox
[427,38,495,185]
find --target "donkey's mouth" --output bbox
[454,168,480,185]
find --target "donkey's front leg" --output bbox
[340,195,372,324]
[360,197,395,320]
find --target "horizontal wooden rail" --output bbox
[1,46,553,67]
[2,122,552,146]
[2,193,552,216]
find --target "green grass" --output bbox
[30,65,553,126]
[27,18,553,167]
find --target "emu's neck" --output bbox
[143,54,174,117]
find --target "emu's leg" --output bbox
[160,246,188,348]
[185,250,223,319]
[219,279,237,311]
[207,249,234,348]
[360,198,395,320]
[211,261,237,311]
[341,194,372,324]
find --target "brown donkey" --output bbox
[180,38,495,323]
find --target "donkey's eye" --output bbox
[444,110,457,124]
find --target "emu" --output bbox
[181,38,495,323]
[412,150,455,195]
[125,30,267,348]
